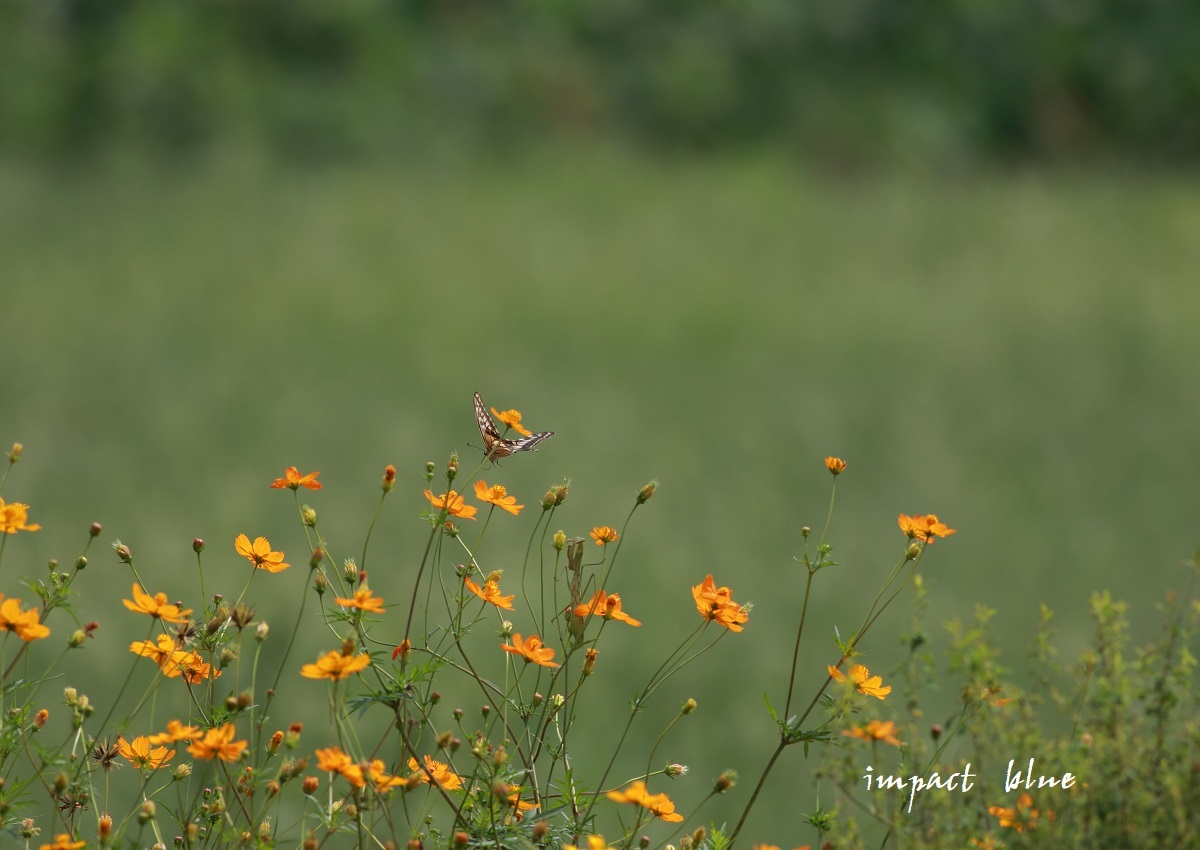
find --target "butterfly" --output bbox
[474,392,555,460]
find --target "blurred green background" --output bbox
[3,0,1200,844]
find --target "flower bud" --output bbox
[930,724,942,740]
[382,465,396,492]
[113,541,133,564]
[99,812,113,837]
[682,698,697,715]
[8,443,22,461]
[34,709,48,728]
[174,763,192,780]
[583,647,598,676]
[139,801,156,824]
[553,530,566,551]
[75,556,87,570]
[314,573,327,594]
[89,522,102,537]
[714,770,736,793]
[256,622,269,642]
[542,490,556,511]
[637,480,658,504]
[69,630,87,647]
[343,560,358,583]
[302,775,319,794]
[392,640,411,663]
[447,455,459,482]
[301,506,317,527]
[64,687,77,706]
[531,822,548,843]
[906,543,921,561]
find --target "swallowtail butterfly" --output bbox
[474,392,554,460]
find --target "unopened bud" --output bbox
[75,556,87,570]
[89,522,103,538]
[301,506,317,527]
[906,543,921,561]
[553,530,566,551]
[637,480,658,504]
[382,465,396,492]
[139,801,156,823]
[255,622,269,642]
[714,770,736,793]
[113,541,133,564]
[192,538,204,553]
[302,775,319,794]
[7,443,22,461]
[99,812,113,837]
[682,698,697,715]
[447,456,459,481]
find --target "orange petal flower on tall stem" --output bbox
[590,526,619,545]
[490,406,532,436]
[692,575,749,632]
[605,780,684,822]
[423,490,477,520]
[465,577,515,610]
[502,633,560,668]
[39,835,86,850]
[334,585,385,613]
[828,663,892,699]
[118,736,176,769]
[149,720,204,745]
[843,719,902,746]
[0,498,40,534]
[824,456,847,475]
[122,583,192,623]
[0,597,50,641]
[898,514,956,543]
[187,724,248,762]
[270,467,322,490]
[573,589,642,626]
[235,534,290,572]
[407,754,463,790]
[474,480,524,515]
[316,746,366,788]
[988,792,1052,832]
[301,649,372,681]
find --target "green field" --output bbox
[3,149,1199,841]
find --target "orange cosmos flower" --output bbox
[173,651,221,683]
[315,746,366,788]
[898,514,956,543]
[406,755,463,790]
[187,724,248,762]
[502,633,560,668]
[988,792,1052,832]
[301,649,372,681]
[824,456,847,475]
[489,405,532,436]
[118,736,175,769]
[367,759,405,792]
[504,784,537,818]
[270,467,322,491]
[148,720,204,745]
[692,575,749,632]
[589,526,619,545]
[605,780,684,822]
[474,480,524,515]
[130,634,183,669]
[565,838,611,850]
[828,664,892,700]
[465,577,515,610]
[843,719,902,746]
[235,534,289,572]
[0,597,50,641]
[573,589,642,627]
[423,490,477,520]
[334,585,385,613]
[0,498,40,534]
[39,835,86,850]
[970,839,1002,849]
[122,584,192,623]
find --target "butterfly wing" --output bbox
[507,430,555,453]
[473,392,554,458]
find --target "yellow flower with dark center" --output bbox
[605,780,684,822]
[407,754,463,790]
[465,577,515,610]
[474,480,524,515]
[270,467,322,490]
[0,498,40,534]
[502,633,560,668]
[118,736,175,769]
[489,406,532,436]
[187,724,248,762]
[234,534,290,572]
[316,746,366,788]
[0,596,50,641]
[842,719,902,746]
[589,526,619,545]
[423,490,477,520]
[828,664,892,700]
[334,585,385,613]
[301,649,372,681]
[692,575,749,632]
[824,457,847,475]
[573,589,642,627]
[122,584,192,623]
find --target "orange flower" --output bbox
[489,406,532,436]
[465,577,515,610]
[122,584,192,623]
[334,585,385,613]
[316,746,366,788]
[130,634,183,669]
[692,575,749,632]
[270,467,322,490]
[824,456,847,475]
[828,664,891,700]
[0,596,50,641]
[0,498,40,534]
[235,534,289,572]
[988,792,1052,832]
[423,490,477,521]
[502,633,560,668]
[39,835,86,850]
[565,838,610,850]
[898,514,956,543]
[605,780,684,822]
[187,724,248,762]
[474,481,524,515]
[407,754,463,790]
[589,526,619,545]
[148,720,204,745]
[173,651,221,683]
[367,759,405,792]
[970,839,1002,849]
[504,783,537,817]
[753,846,811,850]
[118,736,175,769]
[573,589,642,627]
[301,649,372,681]
[843,719,902,746]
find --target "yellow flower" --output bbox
[605,780,684,822]
[489,405,532,436]
[0,498,40,534]
[988,792,1052,832]
[474,480,524,515]
[692,575,749,632]
[423,490,477,520]
[270,467,322,490]
[898,514,956,543]
[117,736,175,770]
[828,664,892,700]
[173,651,221,683]
[316,746,366,788]
[589,526,619,545]
[39,835,85,850]
[824,456,847,475]
[148,720,204,745]
[334,585,385,613]
[130,634,183,669]
[301,649,372,681]
[842,720,902,746]
[502,633,560,668]
[573,589,641,627]
[564,838,610,850]
[122,584,192,623]
[367,759,405,792]
[0,597,50,641]
[234,534,290,572]
[187,724,248,762]
[407,754,463,790]
[465,577,515,610]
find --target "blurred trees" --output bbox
[2,0,1198,164]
